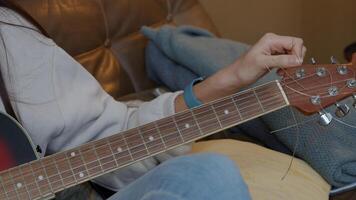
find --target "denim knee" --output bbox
[110,153,251,200]
[157,153,251,199]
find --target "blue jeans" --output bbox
[108,153,251,200]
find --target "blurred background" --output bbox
[199,0,356,63]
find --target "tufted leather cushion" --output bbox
[14,0,218,98]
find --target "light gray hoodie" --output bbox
[0,8,190,191]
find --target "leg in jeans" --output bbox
[108,153,251,200]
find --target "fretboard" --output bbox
[0,80,289,200]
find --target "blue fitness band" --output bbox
[183,77,204,109]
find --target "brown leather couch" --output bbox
[14,0,331,199]
[15,0,218,99]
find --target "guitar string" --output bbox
[3,77,356,197]
[280,66,355,100]
[2,76,356,197]
[5,108,356,196]
[263,65,307,181]
[0,88,282,190]
[0,88,286,197]
[267,64,355,181]
[0,86,354,198]
[281,65,355,85]
[281,106,300,180]
[0,95,284,197]
[283,81,349,100]
[0,103,286,198]
[265,65,315,181]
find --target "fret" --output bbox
[45,157,65,192]
[137,128,150,155]
[94,139,117,172]
[39,160,54,193]
[122,129,148,160]
[106,138,120,168]
[65,150,88,182]
[233,90,264,119]
[81,144,103,177]
[231,96,243,121]
[174,111,200,141]
[52,153,76,187]
[18,165,32,199]
[210,104,223,129]
[156,117,183,148]
[29,161,52,196]
[139,123,165,154]
[78,148,90,179]
[192,105,221,135]
[254,83,287,111]
[107,134,132,166]
[28,162,43,198]
[1,169,18,199]
[190,110,203,136]
[172,116,185,143]
[253,89,265,112]
[9,167,27,199]
[52,160,65,191]
[0,173,9,200]
[212,97,242,128]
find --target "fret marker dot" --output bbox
[79,172,84,178]
[38,175,44,181]
[148,136,154,141]
[16,183,22,188]
[117,147,122,153]
[185,123,190,129]
[70,152,76,157]
[224,109,229,115]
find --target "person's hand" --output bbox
[174,33,307,112]
[226,32,307,87]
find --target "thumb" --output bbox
[264,55,301,68]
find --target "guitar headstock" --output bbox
[278,58,356,115]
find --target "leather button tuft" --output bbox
[104,38,111,48]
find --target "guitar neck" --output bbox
[0,80,289,199]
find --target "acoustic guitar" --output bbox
[1,59,355,200]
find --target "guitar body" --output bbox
[0,112,54,199]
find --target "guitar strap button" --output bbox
[36,145,42,154]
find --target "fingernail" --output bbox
[296,57,303,64]
[299,57,303,64]
[296,57,301,64]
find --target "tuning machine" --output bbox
[353,94,356,109]
[311,57,317,65]
[318,111,333,126]
[330,56,338,64]
[335,103,350,118]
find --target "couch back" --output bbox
[14,0,218,98]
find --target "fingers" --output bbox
[302,46,307,61]
[260,33,305,62]
[264,55,301,68]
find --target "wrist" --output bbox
[192,68,242,103]
[213,65,243,93]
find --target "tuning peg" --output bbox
[352,94,356,109]
[318,111,333,126]
[311,57,317,65]
[335,103,350,118]
[330,56,339,64]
